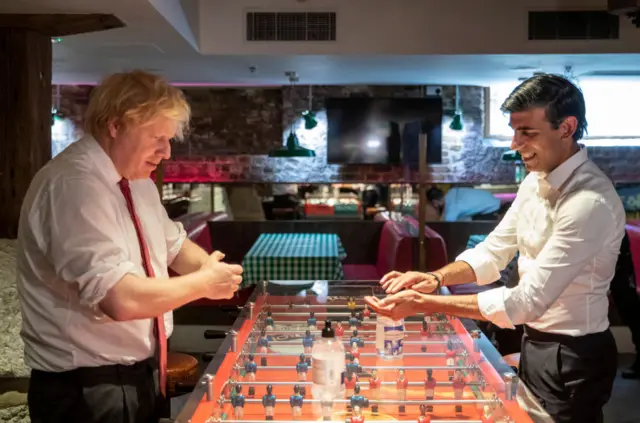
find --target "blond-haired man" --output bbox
[17,70,243,423]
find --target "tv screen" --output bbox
[326,97,443,165]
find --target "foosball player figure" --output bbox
[424,369,437,412]
[420,321,430,352]
[264,311,275,331]
[349,311,360,330]
[231,385,245,419]
[417,404,431,423]
[446,340,457,380]
[296,354,309,381]
[257,329,270,366]
[307,311,317,329]
[244,354,257,397]
[335,321,345,340]
[347,405,365,423]
[396,369,408,413]
[321,397,333,421]
[350,330,363,348]
[481,404,495,423]
[289,385,304,419]
[349,384,365,410]
[347,297,357,311]
[350,341,361,364]
[262,384,276,420]
[369,369,380,414]
[303,329,315,355]
[345,371,358,398]
[346,354,360,376]
[452,370,466,414]
[299,385,307,398]
[362,304,371,321]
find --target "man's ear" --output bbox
[560,116,578,140]
[107,120,118,139]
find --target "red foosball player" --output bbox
[350,342,361,364]
[417,404,431,423]
[452,370,466,414]
[420,321,430,352]
[362,304,371,321]
[446,340,457,380]
[347,405,365,423]
[481,405,495,423]
[424,368,437,412]
[335,321,345,340]
[396,369,408,413]
[345,371,358,398]
[369,369,381,414]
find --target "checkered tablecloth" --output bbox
[241,233,346,285]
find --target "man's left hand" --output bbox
[364,290,427,320]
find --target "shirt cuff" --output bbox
[456,249,501,286]
[477,287,515,329]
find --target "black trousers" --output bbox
[28,357,163,423]
[610,232,640,354]
[519,325,617,423]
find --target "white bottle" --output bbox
[311,320,346,414]
[376,315,404,359]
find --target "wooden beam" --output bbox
[0,28,52,238]
[0,14,125,37]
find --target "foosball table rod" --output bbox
[265,340,454,346]
[247,352,456,357]
[222,420,484,423]
[237,365,475,371]
[253,329,453,335]
[220,399,492,405]
[229,381,486,387]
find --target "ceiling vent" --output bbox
[528,10,619,40]
[246,12,336,41]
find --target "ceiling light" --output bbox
[269,132,316,157]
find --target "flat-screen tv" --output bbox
[326,97,443,165]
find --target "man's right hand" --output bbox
[201,251,244,299]
[380,271,440,294]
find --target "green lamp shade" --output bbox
[301,110,318,130]
[268,132,316,157]
[501,150,522,162]
[449,113,463,131]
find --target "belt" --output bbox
[31,357,156,386]
[524,325,611,347]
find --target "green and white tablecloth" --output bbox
[242,233,346,285]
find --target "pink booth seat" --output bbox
[403,216,449,271]
[343,220,414,280]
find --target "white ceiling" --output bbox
[3,0,640,86]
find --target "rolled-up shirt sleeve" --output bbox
[476,194,613,329]
[45,177,137,307]
[163,213,186,266]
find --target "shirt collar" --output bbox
[83,134,122,186]
[544,147,589,191]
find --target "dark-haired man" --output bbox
[365,74,625,423]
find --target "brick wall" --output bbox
[54,84,640,184]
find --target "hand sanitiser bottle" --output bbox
[376,315,405,359]
[311,320,346,414]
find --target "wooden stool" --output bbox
[503,352,521,371]
[166,352,199,397]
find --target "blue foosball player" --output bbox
[262,384,277,420]
[245,354,257,381]
[296,354,309,381]
[349,385,368,410]
[307,312,317,329]
[264,311,274,330]
[257,329,270,366]
[231,385,245,419]
[350,330,363,348]
[346,354,360,377]
[290,385,304,419]
[302,330,315,355]
[349,312,360,330]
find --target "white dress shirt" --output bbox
[457,148,625,335]
[16,135,186,372]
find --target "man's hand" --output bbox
[364,290,427,320]
[380,271,440,294]
[201,251,243,299]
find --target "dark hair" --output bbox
[427,187,444,203]
[500,74,587,141]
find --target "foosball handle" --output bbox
[204,329,227,339]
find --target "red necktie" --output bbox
[118,178,168,397]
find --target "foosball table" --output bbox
[173,281,551,423]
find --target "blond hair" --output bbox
[85,70,190,140]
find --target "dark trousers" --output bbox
[610,232,640,356]
[519,325,617,423]
[28,357,163,423]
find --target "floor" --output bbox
[605,354,640,423]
